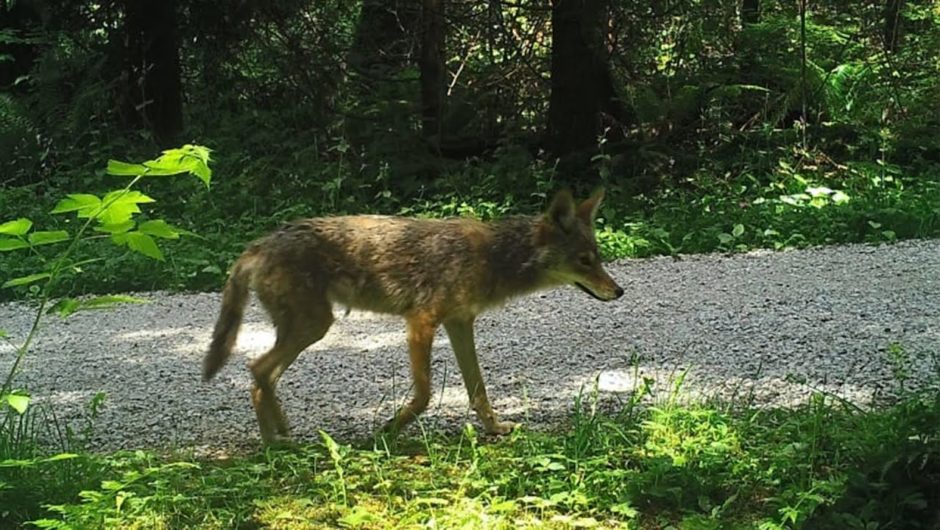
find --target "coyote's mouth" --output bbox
[574,282,605,301]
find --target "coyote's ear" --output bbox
[577,187,605,222]
[547,190,577,231]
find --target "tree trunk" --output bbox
[124,0,183,145]
[547,0,616,157]
[419,0,445,144]
[883,0,904,53]
[741,0,760,24]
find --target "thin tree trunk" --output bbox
[799,0,807,150]
[883,0,904,53]
[124,0,183,145]
[419,0,445,144]
[547,0,616,157]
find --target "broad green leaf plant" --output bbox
[0,145,212,418]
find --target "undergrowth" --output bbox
[1,383,937,529]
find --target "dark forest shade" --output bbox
[742,0,760,24]
[349,0,412,74]
[123,0,183,145]
[547,0,617,157]
[0,1,41,89]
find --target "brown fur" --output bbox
[204,189,623,443]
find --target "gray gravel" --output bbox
[1,239,938,453]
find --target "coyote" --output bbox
[204,189,623,443]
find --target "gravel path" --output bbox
[1,240,938,453]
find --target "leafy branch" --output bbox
[0,145,213,416]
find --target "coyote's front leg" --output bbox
[444,317,517,434]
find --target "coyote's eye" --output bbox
[578,254,593,267]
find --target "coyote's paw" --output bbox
[262,433,296,449]
[485,420,518,435]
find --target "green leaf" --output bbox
[100,480,123,491]
[80,295,148,310]
[143,157,195,176]
[0,218,32,236]
[50,298,81,318]
[43,453,79,463]
[97,191,155,225]
[3,272,51,288]
[102,190,156,207]
[182,144,212,164]
[95,220,135,234]
[0,238,29,251]
[191,163,212,187]
[732,224,745,238]
[717,233,734,244]
[51,194,102,217]
[28,230,70,246]
[138,219,180,239]
[0,459,33,469]
[68,257,105,272]
[4,392,30,414]
[339,507,380,526]
[125,232,164,261]
[611,503,639,518]
[136,145,213,187]
[806,186,833,197]
[831,190,850,204]
[181,145,213,187]
[51,295,148,318]
[320,430,343,461]
[106,160,149,176]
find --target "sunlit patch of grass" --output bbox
[5,369,939,529]
[641,406,742,468]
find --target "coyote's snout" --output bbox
[204,189,622,443]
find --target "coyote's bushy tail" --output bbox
[203,254,254,381]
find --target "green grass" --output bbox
[2,382,938,529]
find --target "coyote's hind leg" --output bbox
[251,293,333,444]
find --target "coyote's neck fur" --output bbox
[483,216,557,305]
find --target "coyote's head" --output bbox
[539,189,624,302]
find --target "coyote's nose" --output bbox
[614,286,624,299]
